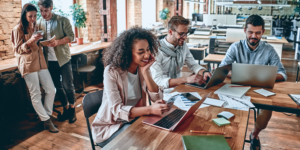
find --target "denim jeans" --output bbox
[48,61,76,106]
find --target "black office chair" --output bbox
[82,90,103,150]
[72,54,97,98]
[190,49,204,65]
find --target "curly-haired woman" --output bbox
[91,27,168,147]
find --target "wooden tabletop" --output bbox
[69,42,111,56]
[0,58,18,73]
[203,54,225,62]
[188,34,288,44]
[188,34,215,39]
[261,37,289,44]
[189,47,208,51]
[175,80,300,109]
[0,42,111,73]
[102,106,249,150]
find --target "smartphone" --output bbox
[166,95,179,111]
[33,30,44,35]
[182,93,199,101]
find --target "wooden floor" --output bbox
[5,46,300,150]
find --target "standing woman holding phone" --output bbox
[92,27,169,147]
[11,3,58,133]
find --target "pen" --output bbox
[229,86,250,87]
[190,130,226,135]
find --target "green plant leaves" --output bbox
[69,4,87,29]
[159,8,170,20]
[29,0,70,20]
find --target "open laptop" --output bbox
[185,64,231,89]
[232,63,277,88]
[142,93,210,131]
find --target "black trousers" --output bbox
[48,61,76,106]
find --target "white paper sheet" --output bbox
[203,98,225,107]
[218,94,254,111]
[173,94,209,111]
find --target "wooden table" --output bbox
[70,42,111,56]
[188,34,288,59]
[0,42,111,73]
[177,80,300,112]
[0,58,18,73]
[203,54,225,71]
[102,106,249,150]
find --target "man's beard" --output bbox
[172,36,184,46]
[247,37,260,46]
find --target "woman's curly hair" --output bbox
[102,26,160,71]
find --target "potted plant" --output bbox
[70,4,87,45]
[159,8,170,28]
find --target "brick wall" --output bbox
[78,0,101,42]
[127,0,142,28]
[0,0,21,60]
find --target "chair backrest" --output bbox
[190,50,204,61]
[82,90,104,119]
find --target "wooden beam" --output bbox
[99,0,117,42]
[174,0,183,16]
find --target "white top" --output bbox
[46,21,57,61]
[127,71,142,106]
[150,38,205,88]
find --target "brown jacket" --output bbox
[91,65,163,143]
[11,24,48,77]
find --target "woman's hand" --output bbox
[150,100,169,116]
[140,54,155,75]
[30,34,43,42]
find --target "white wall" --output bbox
[141,0,156,29]
[117,0,126,36]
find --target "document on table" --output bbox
[173,94,209,111]
[218,94,254,111]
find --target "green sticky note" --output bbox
[182,135,231,150]
[212,118,231,126]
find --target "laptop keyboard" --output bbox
[154,109,186,129]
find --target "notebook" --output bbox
[254,89,276,97]
[182,135,231,150]
[214,84,251,98]
[212,118,231,126]
[217,111,234,120]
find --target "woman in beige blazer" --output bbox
[92,27,168,147]
[11,3,57,133]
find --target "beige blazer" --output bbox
[91,65,163,143]
[11,24,48,77]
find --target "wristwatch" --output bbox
[202,70,210,76]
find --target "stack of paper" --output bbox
[212,118,231,126]
[203,98,225,107]
[218,94,254,111]
[217,111,234,120]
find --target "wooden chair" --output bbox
[82,90,104,150]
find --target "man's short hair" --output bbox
[245,15,264,30]
[168,16,190,30]
[38,0,53,8]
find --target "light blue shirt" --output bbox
[219,39,287,81]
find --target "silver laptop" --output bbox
[232,63,277,88]
[185,64,231,89]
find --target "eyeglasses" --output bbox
[173,30,190,38]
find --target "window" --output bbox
[21,0,77,40]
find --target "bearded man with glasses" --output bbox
[150,16,211,89]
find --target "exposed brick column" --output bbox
[127,0,142,28]
[0,0,21,60]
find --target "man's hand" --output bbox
[47,40,59,47]
[197,69,212,82]
[227,71,232,78]
[186,74,206,85]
